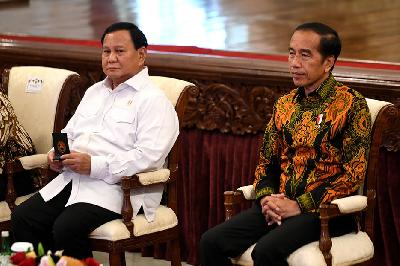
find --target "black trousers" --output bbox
[200,204,356,266]
[11,182,121,259]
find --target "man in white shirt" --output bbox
[11,22,179,259]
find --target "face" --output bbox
[288,30,334,94]
[102,30,147,88]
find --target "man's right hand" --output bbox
[47,150,63,172]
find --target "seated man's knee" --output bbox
[200,228,216,248]
[200,226,224,251]
[52,218,75,245]
[11,205,21,221]
[11,205,26,228]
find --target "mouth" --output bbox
[106,67,120,71]
[291,72,304,79]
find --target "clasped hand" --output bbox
[48,150,91,175]
[260,193,301,226]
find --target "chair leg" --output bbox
[120,252,126,266]
[169,238,181,266]
[109,251,125,266]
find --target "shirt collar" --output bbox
[103,67,149,92]
[294,73,336,102]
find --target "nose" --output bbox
[108,51,117,62]
[289,54,301,69]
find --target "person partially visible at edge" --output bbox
[200,22,372,266]
[0,92,36,201]
[11,22,179,259]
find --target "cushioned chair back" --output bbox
[149,76,193,107]
[149,76,193,169]
[357,98,392,195]
[366,98,391,126]
[7,66,78,154]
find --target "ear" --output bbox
[138,47,147,66]
[324,55,335,72]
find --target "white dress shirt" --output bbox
[40,67,179,222]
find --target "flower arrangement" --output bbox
[10,243,100,266]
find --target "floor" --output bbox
[0,0,399,63]
[93,251,192,266]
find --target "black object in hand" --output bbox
[52,132,70,160]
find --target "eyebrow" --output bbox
[289,47,312,54]
[102,44,125,49]
[300,48,312,54]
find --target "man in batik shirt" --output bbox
[0,92,36,200]
[200,22,371,266]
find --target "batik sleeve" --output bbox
[253,105,282,200]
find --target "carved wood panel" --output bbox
[381,105,400,152]
[182,81,288,134]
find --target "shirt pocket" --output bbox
[74,104,101,131]
[105,107,137,147]
[76,104,100,118]
[107,107,135,124]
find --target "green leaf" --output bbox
[38,242,45,257]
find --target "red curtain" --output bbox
[373,150,400,266]
[178,128,261,265]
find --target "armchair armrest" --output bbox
[331,195,367,213]
[18,154,58,186]
[136,169,170,185]
[4,155,55,211]
[120,169,170,236]
[18,154,48,170]
[237,185,256,200]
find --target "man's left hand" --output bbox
[61,150,91,175]
[261,194,301,225]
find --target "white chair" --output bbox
[0,66,84,230]
[224,98,392,266]
[89,76,196,266]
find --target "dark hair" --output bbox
[101,22,148,49]
[295,22,341,64]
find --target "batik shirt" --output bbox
[253,74,372,212]
[0,92,35,173]
[0,92,36,200]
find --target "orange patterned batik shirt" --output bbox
[253,74,372,212]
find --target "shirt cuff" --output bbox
[255,186,276,200]
[89,155,108,179]
[296,192,317,212]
